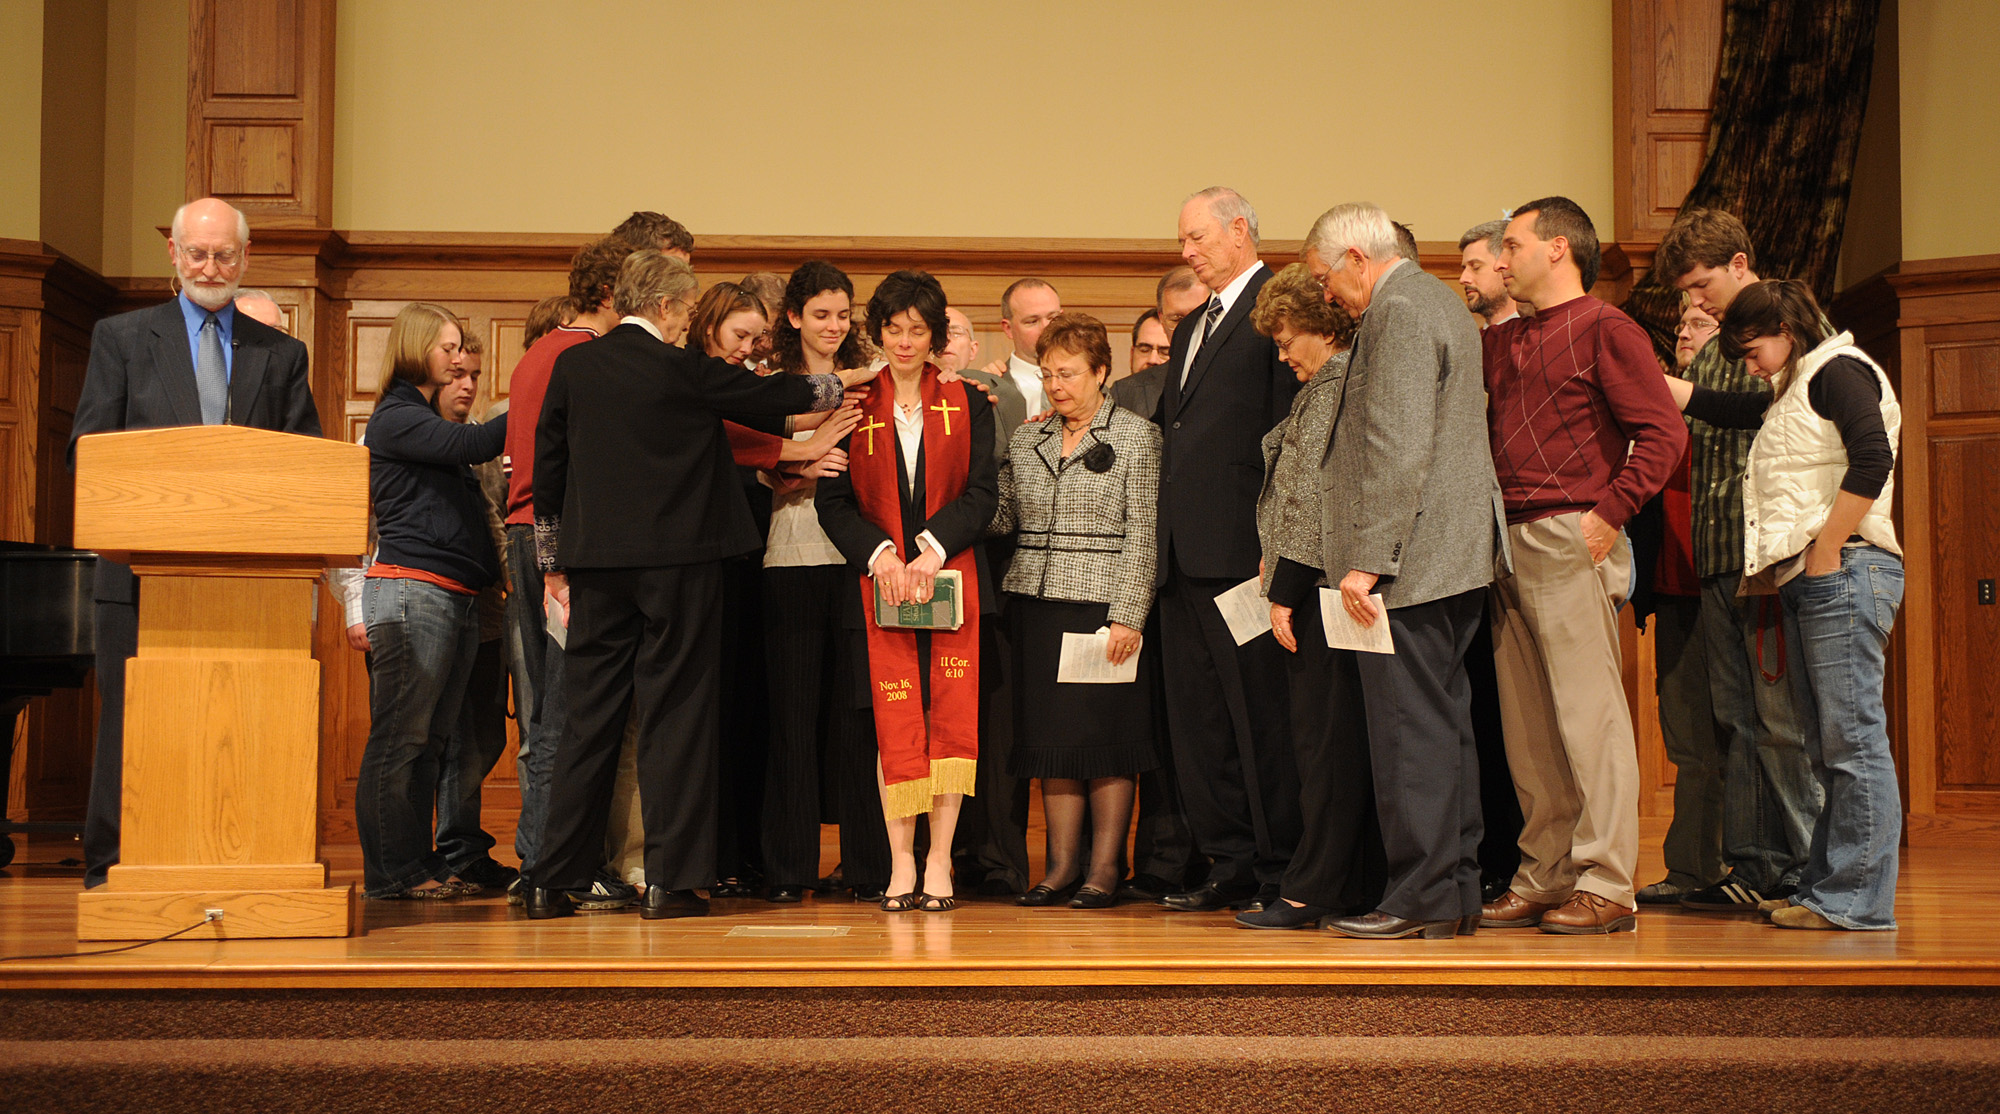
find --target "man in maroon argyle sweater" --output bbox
[1478,196,1686,936]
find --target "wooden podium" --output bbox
[72,425,367,940]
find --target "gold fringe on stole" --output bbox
[881,758,980,819]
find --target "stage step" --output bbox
[4,985,1999,1111]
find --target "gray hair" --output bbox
[170,200,251,244]
[612,249,697,318]
[1305,203,1398,270]
[1188,186,1260,245]
[1458,219,1507,257]
[235,288,274,302]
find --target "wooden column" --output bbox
[186,0,337,228]
[1612,0,1725,252]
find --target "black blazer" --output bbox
[816,386,1000,629]
[70,297,322,602]
[534,323,826,569]
[1155,264,1299,584]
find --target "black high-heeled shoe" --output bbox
[1017,880,1082,907]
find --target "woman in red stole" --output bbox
[817,270,997,912]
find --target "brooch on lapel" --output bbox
[1082,441,1116,473]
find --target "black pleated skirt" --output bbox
[1006,595,1160,780]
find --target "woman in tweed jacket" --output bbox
[989,313,1162,909]
[1237,263,1389,930]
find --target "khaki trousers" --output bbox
[1488,512,1639,908]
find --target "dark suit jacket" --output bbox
[1155,264,1299,584]
[1112,365,1166,421]
[70,297,322,602]
[534,323,827,569]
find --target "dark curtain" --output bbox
[1625,0,1882,356]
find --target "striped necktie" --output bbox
[1181,296,1225,387]
[196,312,228,424]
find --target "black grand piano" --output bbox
[0,541,95,868]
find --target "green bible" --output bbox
[874,569,964,631]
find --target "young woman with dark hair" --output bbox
[817,269,997,912]
[1663,279,1904,931]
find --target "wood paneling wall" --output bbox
[0,239,114,824]
[187,0,336,228]
[1614,0,1725,246]
[1837,255,2000,842]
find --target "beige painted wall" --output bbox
[99,0,186,279]
[0,1,45,243]
[333,0,1613,245]
[1900,0,2000,261]
[41,0,108,271]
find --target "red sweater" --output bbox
[1482,296,1686,530]
[504,326,597,525]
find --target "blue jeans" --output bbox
[503,524,565,876]
[1702,570,1820,892]
[1780,545,1904,929]
[434,636,507,873]
[357,577,479,897]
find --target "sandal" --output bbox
[916,892,957,913]
[879,892,919,913]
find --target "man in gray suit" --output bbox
[1303,202,1509,939]
[69,197,322,888]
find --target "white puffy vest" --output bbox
[1742,332,1901,577]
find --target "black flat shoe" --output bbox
[1159,881,1257,912]
[765,885,806,904]
[640,887,710,920]
[1235,900,1330,929]
[710,878,756,899]
[1322,910,1459,940]
[1017,881,1081,907]
[524,887,575,920]
[1115,873,1173,903]
[1069,886,1115,910]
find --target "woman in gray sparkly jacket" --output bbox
[1238,262,1387,929]
[989,313,1162,909]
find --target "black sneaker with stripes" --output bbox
[1680,873,1795,912]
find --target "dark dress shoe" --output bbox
[1480,875,1513,904]
[813,864,845,893]
[710,878,756,899]
[1235,900,1329,929]
[765,885,806,904]
[1323,910,1460,939]
[1235,883,1282,912]
[850,883,887,903]
[524,887,575,920]
[640,887,710,920]
[1116,873,1173,903]
[1018,880,1081,907]
[1159,881,1257,912]
[1459,914,1480,936]
[1480,891,1559,928]
[1069,886,1116,910]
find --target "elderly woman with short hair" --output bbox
[1233,262,1386,929]
[989,312,1162,909]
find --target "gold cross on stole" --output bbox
[859,414,887,455]
[930,397,961,436]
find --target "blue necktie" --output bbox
[196,313,228,424]
[1181,296,1225,387]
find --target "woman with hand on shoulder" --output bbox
[1662,279,1903,931]
[817,269,996,912]
[762,262,893,903]
[356,302,508,900]
[989,313,1161,909]
[1236,263,1382,929]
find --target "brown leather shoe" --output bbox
[1538,891,1637,935]
[1479,891,1558,928]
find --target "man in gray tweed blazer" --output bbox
[1305,202,1510,940]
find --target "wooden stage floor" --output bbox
[3,826,1996,992]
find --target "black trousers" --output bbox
[82,597,139,888]
[1351,588,1487,923]
[1156,563,1299,888]
[953,599,1030,891]
[834,624,893,891]
[1130,609,1197,885]
[761,564,848,888]
[716,556,768,882]
[1467,610,1522,885]
[535,563,723,893]
[1280,596,1387,912]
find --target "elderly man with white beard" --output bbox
[69,197,321,890]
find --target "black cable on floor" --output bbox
[0,916,214,962]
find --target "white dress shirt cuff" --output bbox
[868,532,944,574]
